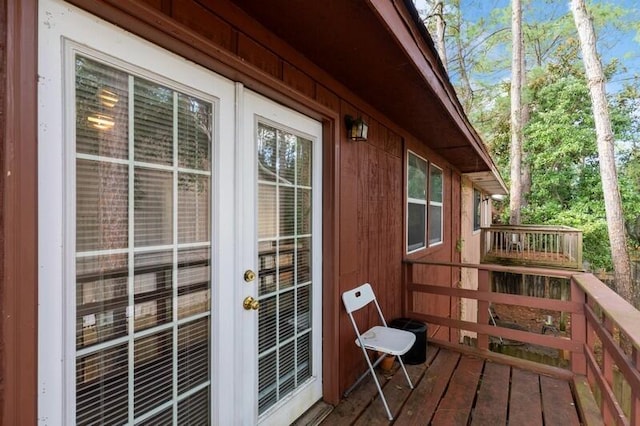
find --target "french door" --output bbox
[238,91,323,425]
[38,1,322,424]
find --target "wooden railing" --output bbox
[480,224,583,270]
[403,259,639,425]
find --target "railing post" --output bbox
[570,278,586,375]
[477,269,490,351]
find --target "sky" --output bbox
[414,0,640,92]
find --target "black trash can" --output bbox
[389,318,427,364]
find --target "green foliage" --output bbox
[418,0,640,272]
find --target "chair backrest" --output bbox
[342,283,376,314]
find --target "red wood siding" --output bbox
[6,0,468,413]
[1,0,38,424]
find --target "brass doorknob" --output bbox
[243,296,259,310]
[244,270,256,282]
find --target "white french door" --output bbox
[237,91,323,425]
[38,1,322,425]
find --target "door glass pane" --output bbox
[134,78,173,165]
[256,123,315,414]
[178,173,210,244]
[74,56,212,424]
[134,168,173,247]
[76,159,128,252]
[75,56,129,159]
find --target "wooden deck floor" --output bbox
[318,345,582,426]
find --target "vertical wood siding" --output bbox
[9,0,467,410]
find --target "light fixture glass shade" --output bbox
[346,115,368,141]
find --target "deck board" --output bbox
[431,356,484,425]
[394,349,460,425]
[470,362,510,425]
[509,368,543,426]
[540,375,580,426]
[318,343,596,426]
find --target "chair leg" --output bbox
[350,348,394,420]
[368,366,394,421]
[397,356,414,389]
[342,353,386,397]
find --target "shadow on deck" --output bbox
[299,343,592,426]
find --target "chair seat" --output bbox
[355,325,416,355]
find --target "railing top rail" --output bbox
[403,259,576,279]
[572,272,640,353]
[481,224,581,233]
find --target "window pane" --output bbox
[76,56,128,159]
[408,153,427,200]
[296,138,312,187]
[178,318,210,393]
[76,254,129,349]
[134,251,173,331]
[258,184,277,239]
[280,186,295,237]
[134,168,173,247]
[178,93,211,171]
[178,388,210,425]
[473,189,481,231]
[134,78,173,165]
[257,125,278,182]
[429,205,443,245]
[77,159,128,252]
[178,173,210,244]
[134,331,173,417]
[178,248,211,319]
[278,131,297,184]
[76,344,129,425]
[408,203,426,251]
[297,188,312,235]
[430,166,443,203]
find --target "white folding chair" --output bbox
[342,283,416,420]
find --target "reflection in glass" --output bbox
[256,122,315,414]
[134,78,173,165]
[74,55,212,423]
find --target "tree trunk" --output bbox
[433,0,447,71]
[571,0,634,302]
[509,0,523,225]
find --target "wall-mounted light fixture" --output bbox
[345,115,369,141]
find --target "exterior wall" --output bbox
[4,0,470,416]
[70,0,466,400]
[459,177,493,342]
[460,177,481,341]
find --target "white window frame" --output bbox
[406,151,428,253]
[428,163,444,246]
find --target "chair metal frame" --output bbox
[342,283,415,420]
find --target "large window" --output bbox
[74,55,212,424]
[407,152,444,252]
